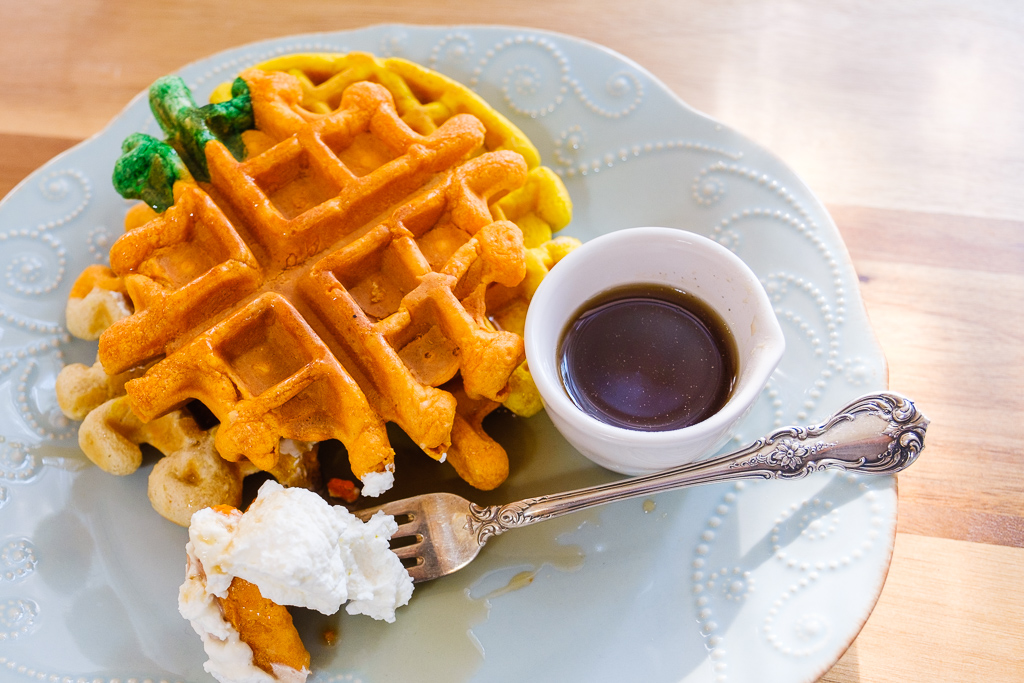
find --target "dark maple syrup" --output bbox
[558,283,737,431]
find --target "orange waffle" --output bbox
[79,54,575,493]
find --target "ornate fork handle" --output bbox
[468,392,927,544]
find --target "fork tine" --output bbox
[351,496,431,579]
[389,543,422,561]
[352,499,419,522]
[354,510,415,539]
[388,518,421,537]
[350,492,483,582]
[388,528,426,555]
[403,561,432,583]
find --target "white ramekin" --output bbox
[524,227,785,475]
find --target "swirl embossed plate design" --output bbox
[0,26,891,683]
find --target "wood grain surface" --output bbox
[1,1,1021,681]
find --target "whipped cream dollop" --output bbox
[179,480,413,683]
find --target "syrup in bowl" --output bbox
[558,283,738,431]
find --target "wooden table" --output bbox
[1,1,1021,681]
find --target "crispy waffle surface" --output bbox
[56,52,578,525]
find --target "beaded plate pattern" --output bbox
[0,26,890,683]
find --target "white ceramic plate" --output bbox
[0,25,891,683]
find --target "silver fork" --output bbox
[353,392,927,583]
